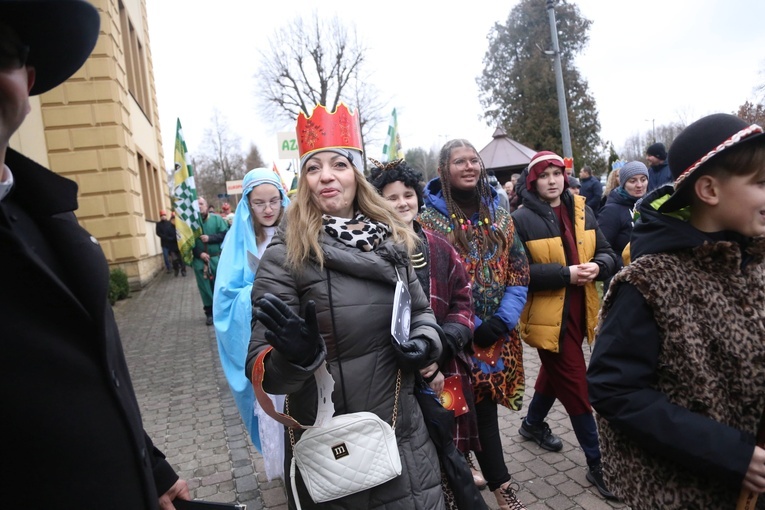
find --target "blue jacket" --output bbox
[579,175,603,213]
[597,187,638,265]
[647,161,672,192]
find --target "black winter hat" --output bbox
[659,114,765,212]
[0,0,100,95]
[646,142,667,161]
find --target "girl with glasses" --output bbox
[213,167,289,481]
[419,139,530,510]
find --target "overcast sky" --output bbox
[147,0,765,174]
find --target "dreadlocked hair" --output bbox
[368,158,425,209]
[437,139,507,255]
[284,156,418,271]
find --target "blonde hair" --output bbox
[604,169,620,196]
[284,160,418,270]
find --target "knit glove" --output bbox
[392,336,431,371]
[254,293,323,367]
[473,316,507,348]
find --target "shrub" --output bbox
[108,268,130,305]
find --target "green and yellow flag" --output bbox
[172,118,203,265]
[382,108,404,162]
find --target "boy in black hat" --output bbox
[588,113,765,509]
[0,1,189,508]
[645,141,672,192]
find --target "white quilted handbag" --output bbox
[289,409,401,505]
[285,368,402,508]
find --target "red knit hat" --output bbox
[526,151,566,191]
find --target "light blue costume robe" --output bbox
[213,168,289,479]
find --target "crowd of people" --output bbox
[230,108,765,510]
[5,2,765,509]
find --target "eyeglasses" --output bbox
[0,40,29,70]
[251,198,281,212]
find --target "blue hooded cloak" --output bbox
[213,168,289,477]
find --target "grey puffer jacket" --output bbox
[246,231,445,510]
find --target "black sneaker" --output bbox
[586,463,617,500]
[205,315,213,326]
[519,417,563,452]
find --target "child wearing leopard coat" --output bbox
[588,113,765,509]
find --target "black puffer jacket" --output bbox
[596,188,638,265]
[246,230,445,510]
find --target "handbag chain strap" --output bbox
[285,369,401,449]
[284,265,404,448]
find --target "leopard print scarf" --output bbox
[322,212,391,252]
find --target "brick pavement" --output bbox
[117,272,630,510]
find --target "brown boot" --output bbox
[464,451,487,489]
[493,481,526,510]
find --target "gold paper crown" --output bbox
[296,103,362,159]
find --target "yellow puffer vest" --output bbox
[518,195,600,352]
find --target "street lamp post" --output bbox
[644,119,656,143]
[546,0,572,159]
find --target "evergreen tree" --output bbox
[479,0,603,169]
[404,147,438,182]
[245,143,266,171]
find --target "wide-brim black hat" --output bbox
[660,113,765,212]
[1,0,100,95]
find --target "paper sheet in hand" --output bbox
[390,280,411,345]
[246,250,260,275]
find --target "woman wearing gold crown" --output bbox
[245,104,446,509]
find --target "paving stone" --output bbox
[117,270,630,510]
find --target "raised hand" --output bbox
[254,293,323,366]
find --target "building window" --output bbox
[119,1,151,118]
[138,152,162,222]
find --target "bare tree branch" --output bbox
[255,12,384,159]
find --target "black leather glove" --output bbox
[392,336,431,370]
[254,293,323,367]
[440,322,468,362]
[473,315,508,348]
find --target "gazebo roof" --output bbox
[479,126,536,171]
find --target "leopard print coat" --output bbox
[597,237,765,509]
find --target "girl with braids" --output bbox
[369,159,487,510]
[419,139,530,510]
